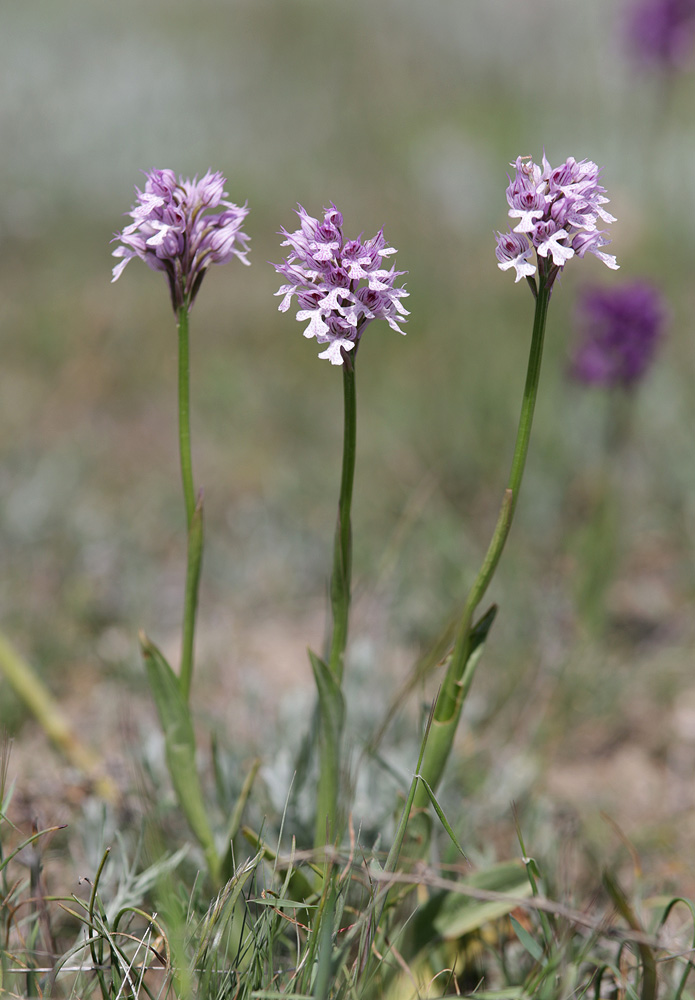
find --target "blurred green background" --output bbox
[2,0,695,880]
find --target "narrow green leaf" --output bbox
[309,649,345,750]
[194,853,261,967]
[312,885,336,1000]
[431,860,532,939]
[371,697,438,962]
[459,604,498,703]
[513,811,554,947]
[309,649,345,849]
[658,897,695,1000]
[447,990,531,1000]
[140,632,220,884]
[0,630,115,798]
[510,915,545,964]
[220,755,261,865]
[411,607,497,832]
[250,993,314,999]
[0,823,66,876]
[418,775,467,859]
[241,826,317,901]
[603,872,657,1000]
[250,896,318,909]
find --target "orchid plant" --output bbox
[111,168,250,884]
[568,281,666,631]
[625,0,695,70]
[400,153,620,854]
[106,153,620,884]
[273,204,409,851]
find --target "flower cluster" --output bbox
[273,205,409,365]
[112,169,250,312]
[495,154,618,289]
[625,0,695,69]
[570,282,666,388]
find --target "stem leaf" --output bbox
[417,775,467,859]
[430,860,532,939]
[510,915,546,965]
[140,632,220,884]
[309,649,345,849]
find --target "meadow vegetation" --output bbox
[2,2,695,997]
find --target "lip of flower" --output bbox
[508,191,547,233]
[534,225,574,266]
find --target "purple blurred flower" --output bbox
[570,282,666,387]
[495,154,618,290]
[273,204,409,365]
[112,169,250,312]
[625,0,695,69]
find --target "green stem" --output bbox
[176,303,202,702]
[313,355,357,854]
[328,358,357,683]
[180,497,204,703]
[177,305,195,530]
[414,278,552,807]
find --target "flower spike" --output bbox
[112,169,250,312]
[625,0,695,69]
[273,204,409,364]
[570,282,666,388]
[496,153,618,290]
